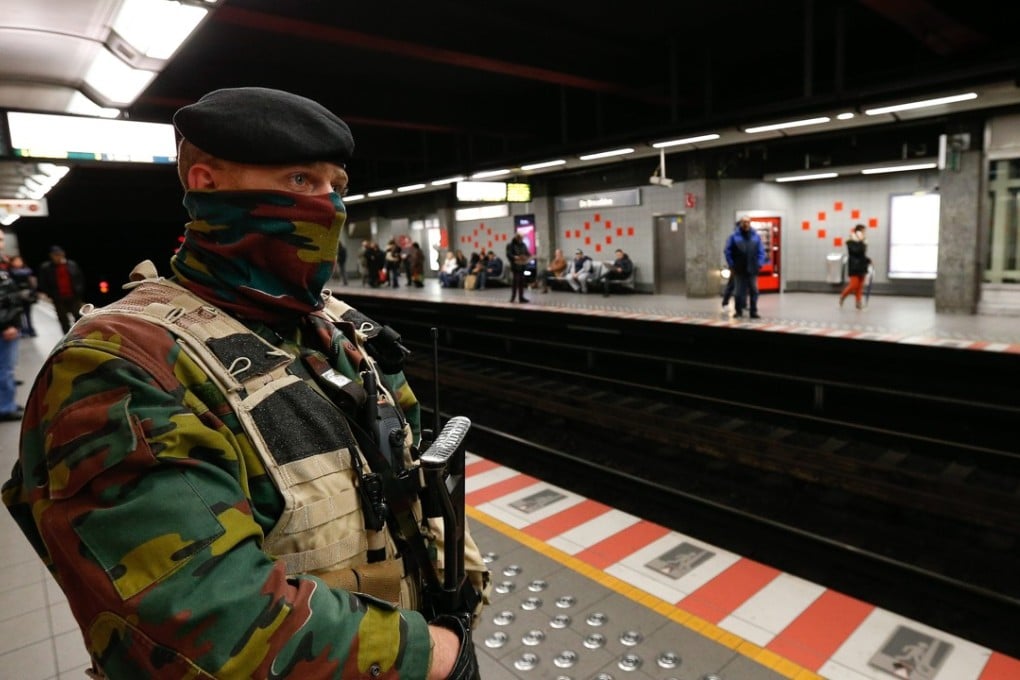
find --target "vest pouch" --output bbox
[238,374,370,574]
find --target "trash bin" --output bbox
[826,253,845,284]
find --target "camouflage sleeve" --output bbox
[3,320,432,679]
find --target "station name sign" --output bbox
[556,188,641,211]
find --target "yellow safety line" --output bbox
[468,505,824,680]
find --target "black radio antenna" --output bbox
[431,326,441,435]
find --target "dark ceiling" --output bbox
[133,0,1017,190]
[9,0,1020,296]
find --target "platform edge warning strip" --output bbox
[467,505,825,680]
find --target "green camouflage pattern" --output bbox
[2,308,433,679]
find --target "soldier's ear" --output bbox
[187,163,218,190]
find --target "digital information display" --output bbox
[506,182,531,202]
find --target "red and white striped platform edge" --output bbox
[464,452,1020,680]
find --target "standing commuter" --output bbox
[8,255,38,337]
[725,216,765,319]
[0,232,23,421]
[839,223,870,309]
[335,239,349,284]
[408,241,426,287]
[384,238,402,287]
[3,86,489,680]
[506,231,531,303]
[36,245,85,333]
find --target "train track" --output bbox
[402,347,1020,658]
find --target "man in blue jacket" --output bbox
[725,216,766,319]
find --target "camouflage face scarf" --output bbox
[171,189,346,324]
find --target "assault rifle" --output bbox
[359,327,479,624]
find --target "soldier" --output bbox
[2,87,488,679]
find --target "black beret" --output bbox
[173,87,354,166]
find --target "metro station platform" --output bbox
[328,278,1020,353]
[1,294,1018,680]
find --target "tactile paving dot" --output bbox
[502,564,522,576]
[657,651,682,669]
[553,650,579,668]
[619,630,643,646]
[482,551,498,564]
[513,653,539,671]
[618,653,642,671]
[555,595,576,608]
[520,596,542,610]
[586,612,608,626]
[549,614,572,629]
[522,629,546,646]
[527,579,548,591]
[494,580,516,594]
[492,610,515,626]
[484,631,509,649]
[583,633,606,649]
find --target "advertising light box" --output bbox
[6,111,178,163]
[456,181,506,202]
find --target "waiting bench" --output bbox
[547,261,636,293]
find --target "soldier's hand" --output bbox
[428,615,479,680]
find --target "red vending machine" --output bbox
[748,215,781,292]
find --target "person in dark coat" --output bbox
[36,245,85,333]
[506,233,531,303]
[839,223,870,309]
[724,216,766,319]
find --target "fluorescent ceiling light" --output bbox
[836,112,855,120]
[343,194,365,202]
[112,0,208,60]
[367,189,393,197]
[652,133,720,148]
[471,169,511,179]
[455,204,510,221]
[579,148,634,160]
[431,175,466,186]
[774,172,839,183]
[84,48,157,106]
[520,159,566,171]
[397,183,426,192]
[65,91,121,118]
[37,163,71,180]
[864,92,977,116]
[0,215,20,227]
[745,117,831,133]
[860,162,937,175]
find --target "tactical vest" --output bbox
[81,261,422,607]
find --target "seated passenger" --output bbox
[463,250,487,290]
[540,248,567,292]
[438,250,461,287]
[484,251,504,282]
[566,249,593,293]
[601,249,634,297]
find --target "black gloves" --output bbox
[431,614,480,680]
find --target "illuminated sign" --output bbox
[456,181,506,202]
[457,180,532,203]
[556,188,641,211]
[455,204,509,221]
[506,183,531,202]
[6,111,177,163]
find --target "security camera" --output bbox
[648,175,673,187]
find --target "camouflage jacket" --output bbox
[2,277,436,679]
